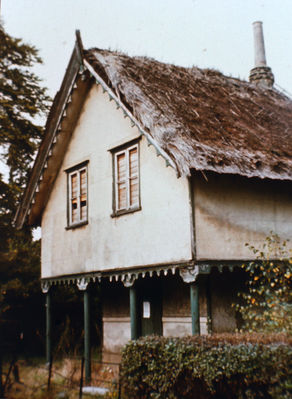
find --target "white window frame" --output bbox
[67,164,88,227]
[114,143,140,213]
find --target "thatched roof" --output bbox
[15,39,292,229]
[85,49,292,180]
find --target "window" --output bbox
[113,142,140,215]
[67,162,88,227]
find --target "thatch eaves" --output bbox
[84,49,292,180]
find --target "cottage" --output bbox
[15,22,292,381]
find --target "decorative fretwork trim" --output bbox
[40,260,243,291]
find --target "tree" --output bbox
[0,24,50,187]
[235,234,292,333]
[0,24,51,353]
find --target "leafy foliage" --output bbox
[0,24,50,353]
[0,24,50,186]
[235,234,292,333]
[120,335,292,399]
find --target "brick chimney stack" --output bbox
[249,21,274,88]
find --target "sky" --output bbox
[2,0,292,99]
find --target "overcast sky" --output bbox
[2,0,292,98]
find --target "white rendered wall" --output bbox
[194,173,292,260]
[162,317,208,337]
[102,317,130,354]
[41,85,192,278]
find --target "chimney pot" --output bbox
[253,21,267,67]
[249,21,274,88]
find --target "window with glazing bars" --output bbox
[114,144,139,213]
[68,165,88,226]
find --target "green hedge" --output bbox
[120,335,292,399]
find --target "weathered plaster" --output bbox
[162,317,208,337]
[102,317,130,354]
[194,173,292,260]
[41,84,192,278]
[163,317,191,337]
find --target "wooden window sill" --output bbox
[111,206,141,218]
[65,220,88,230]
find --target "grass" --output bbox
[2,357,119,399]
